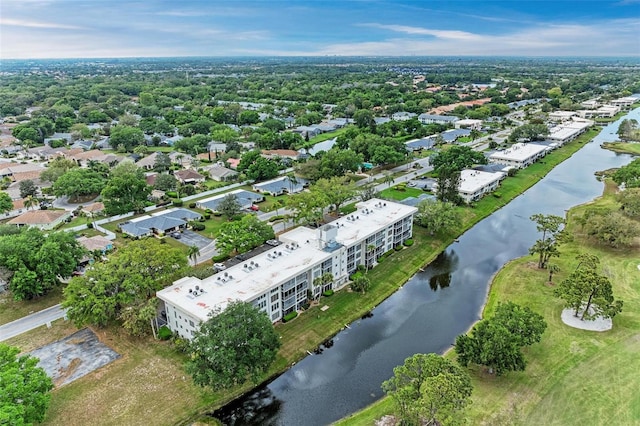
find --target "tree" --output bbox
[101,161,151,215]
[508,124,549,143]
[246,157,280,181]
[153,173,177,191]
[382,353,472,426]
[0,191,12,213]
[358,184,378,202]
[318,149,363,179]
[353,109,375,129]
[528,213,565,269]
[455,302,546,375]
[430,146,487,172]
[217,194,242,220]
[215,214,275,256]
[63,239,187,334]
[40,156,78,183]
[415,199,462,235]
[286,190,326,226]
[582,209,640,248]
[547,263,560,284]
[109,125,145,152]
[617,188,640,218]
[313,272,334,300]
[383,171,394,188]
[612,158,640,188]
[435,165,462,205]
[554,254,624,321]
[187,245,200,265]
[24,195,38,211]
[53,168,105,200]
[311,176,357,215]
[186,301,281,389]
[0,343,54,425]
[153,152,171,172]
[350,274,371,294]
[18,179,38,199]
[0,228,85,300]
[470,128,482,141]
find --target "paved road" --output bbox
[0,304,67,342]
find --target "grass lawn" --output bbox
[601,142,640,155]
[338,180,640,426]
[379,186,426,201]
[307,126,351,145]
[0,286,64,325]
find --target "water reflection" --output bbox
[427,251,459,291]
[213,387,282,426]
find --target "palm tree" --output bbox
[187,245,200,265]
[470,128,481,141]
[24,195,38,211]
[383,172,394,188]
[547,263,560,284]
[287,173,298,194]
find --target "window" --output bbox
[189,320,194,327]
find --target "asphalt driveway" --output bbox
[177,229,213,249]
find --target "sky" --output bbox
[1,0,639,59]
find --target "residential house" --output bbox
[120,208,202,238]
[157,198,417,339]
[252,176,308,196]
[7,210,71,230]
[196,189,264,212]
[405,137,436,151]
[205,164,238,182]
[174,169,205,184]
[77,235,113,254]
[82,202,105,217]
[261,150,302,161]
[455,119,483,130]
[0,163,44,181]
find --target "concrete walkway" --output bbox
[0,304,67,342]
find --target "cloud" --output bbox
[361,23,484,41]
[0,18,84,30]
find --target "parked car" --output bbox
[266,239,281,246]
[213,263,226,271]
[171,232,181,239]
[249,204,260,211]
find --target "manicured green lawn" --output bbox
[0,286,64,325]
[379,186,427,201]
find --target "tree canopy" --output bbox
[186,301,281,389]
[0,228,85,300]
[63,239,187,335]
[554,254,623,321]
[53,168,106,199]
[310,176,358,214]
[217,193,243,220]
[101,161,151,215]
[109,125,145,152]
[529,213,565,269]
[415,199,462,235]
[382,353,473,426]
[215,214,275,256]
[0,343,54,425]
[455,302,547,375]
[430,146,487,172]
[0,191,12,213]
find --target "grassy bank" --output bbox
[8,127,601,426]
[602,141,640,155]
[338,183,639,425]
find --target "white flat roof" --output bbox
[459,169,503,194]
[157,198,417,321]
[548,120,592,141]
[489,142,548,162]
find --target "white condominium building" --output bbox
[489,143,549,169]
[458,169,505,203]
[157,198,417,339]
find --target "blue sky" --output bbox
[1,0,638,58]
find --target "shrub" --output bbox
[166,191,178,198]
[189,202,197,208]
[283,311,298,322]
[322,289,334,297]
[403,238,414,246]
[87,222,94,229]
[356,264,367,273]
[394,245,403,252]
[507,168,518,177]
[205,209,213,214]
[212,253,229,262]
[492,192,502,198]
[350,271,364,281]
[213,211,222,217]
[173,199,183,207]
[203,213,211,220]
[158,325,173,340]
[191,223,205,231]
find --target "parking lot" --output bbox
[174,229,213,249]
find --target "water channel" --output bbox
[214,109,640,426]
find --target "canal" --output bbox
[214,109,639,425]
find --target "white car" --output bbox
[213,263,226,271]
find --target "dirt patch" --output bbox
[29,328,120,387]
